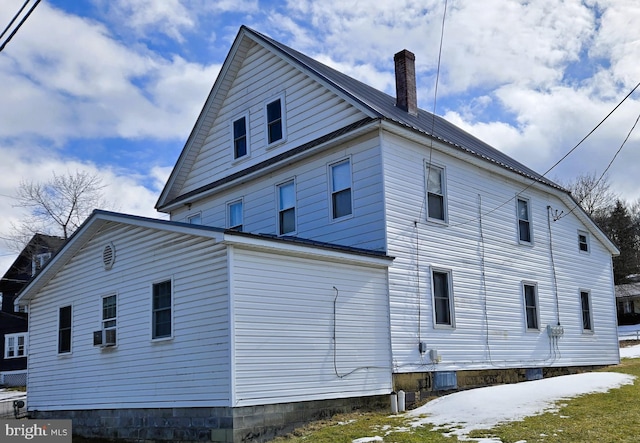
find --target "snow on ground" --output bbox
[384,325,640,443]
[620,344,640,358]
[0,389,25,402]
[403,372,634,442]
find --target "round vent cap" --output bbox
[103,242,116,270]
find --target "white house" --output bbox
[16,26,620,442]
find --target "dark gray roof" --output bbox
[246,26,562,190]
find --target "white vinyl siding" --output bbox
[231,247,391,407]
[26,224,230,410]
[178,44,367,197]
[170,134,386,251]
[381,131,619,372]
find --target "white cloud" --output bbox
[0,2,220,144]
[96,0,195,42]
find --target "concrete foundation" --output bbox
[32,365,606,442]
[32,395,388,443]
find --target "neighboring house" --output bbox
[616,282,640,325]
[0,234,64,386]
[15,26,620,442]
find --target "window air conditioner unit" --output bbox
[93,328,116,347]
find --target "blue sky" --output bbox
[1,0,639,271]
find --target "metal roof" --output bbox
[247,26,562,190]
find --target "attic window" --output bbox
[266,96,286,145]
[103,242,116,270]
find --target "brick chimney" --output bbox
[394,49,418,116]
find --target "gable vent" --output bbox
[102,242,116,270]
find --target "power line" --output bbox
[558,109,640,221]
[0,0,30,41]
[446,80,640,229]
[0,0,42,54]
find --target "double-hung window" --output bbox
[266,97,285,145]
[523,283,539,330]
[580,290,593,331]
[228,199,243,231]
[58,305,72,354]
[4,333,27,358]
[432,269,454,327]
[330,159,352,219]
[152,280,172,340]
[517,197,532,243]
[102,295,117,330]
[232,115,248,159]
[278,180,296,235]
[578,231,589,253]
[426,164,446,222]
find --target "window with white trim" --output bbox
[523,283,539,330]
[232,115,248,159]
[432,269,454,327]
[228,199,243,231]
[330,159,352,219]
[517,197,532,243]
[426,164,447,222]
[266,97,285,145]
[102,294,117,330]
[580,290,593,331]
[4,333,27,359]
[58,305,72,354]
[187,213,201,225]
[152,280,172,339]
[578,231,589,253]
[277,180,296,235]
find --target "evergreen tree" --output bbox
[603,200,640,284]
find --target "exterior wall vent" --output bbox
[433,371,457,391]
[526,368,543,381]
[102,242,116,270]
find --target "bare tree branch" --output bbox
[6,170,110,251]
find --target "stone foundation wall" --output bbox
[393,365,606,409]
[32,395,388,443]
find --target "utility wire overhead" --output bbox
[0,0,42,54]
[559,109,640,221]
[447,80,640,229]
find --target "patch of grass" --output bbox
[275,359,640,443]
[468,359,640,443]
[272,411,459,443]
